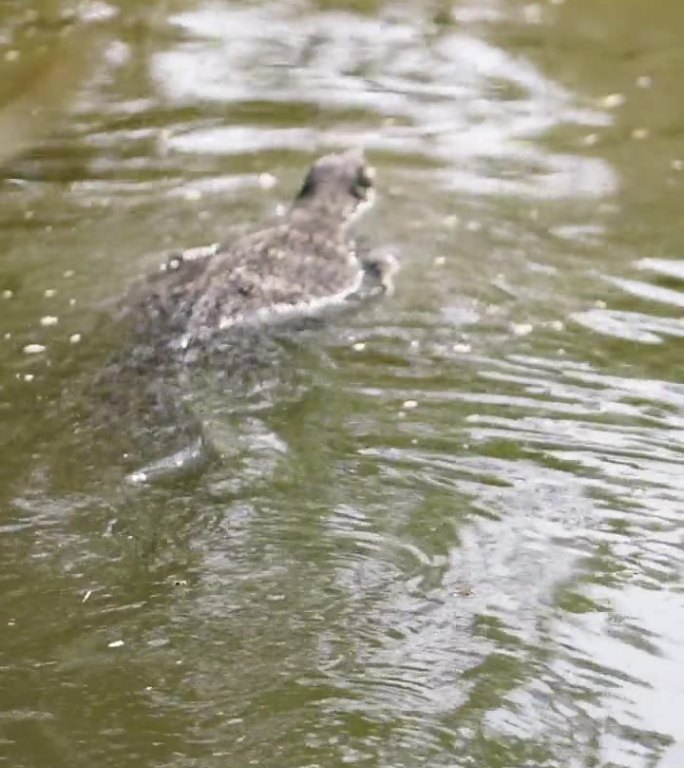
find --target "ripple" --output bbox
[2,0,683,766]
[605,275,684,308]
[638,258,684,282]
[152,1,616,202]
[571,308,684,344]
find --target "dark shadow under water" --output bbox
[26,296,356,500]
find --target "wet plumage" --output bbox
[125,148,391,353]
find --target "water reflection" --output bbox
[1,0,684,767]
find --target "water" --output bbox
[1,1,683,766]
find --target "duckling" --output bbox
[129,148,396,352]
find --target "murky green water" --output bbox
[1,1,683,766]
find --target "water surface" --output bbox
[1,1,683,766]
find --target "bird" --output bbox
[125,148,397,355]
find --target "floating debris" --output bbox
[583,133,599,147]
[402,399,419,409]
[522,4,543,24]
[43,288,57,298]
[2,289,13,299]
[69,333,82,344]
[82,590,92,603]
[258,173,277,190]
[636,75,652,89]
[631,128,649,140]
[434,256,446,266]
[352,341,366,351]
[63,270,75,278]
[108,639,125,648]
[512,322,534,336]
[40,316,58,327]
[23,343,46,354]
[601,93,625,109]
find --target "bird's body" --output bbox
[124,148,396,354]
